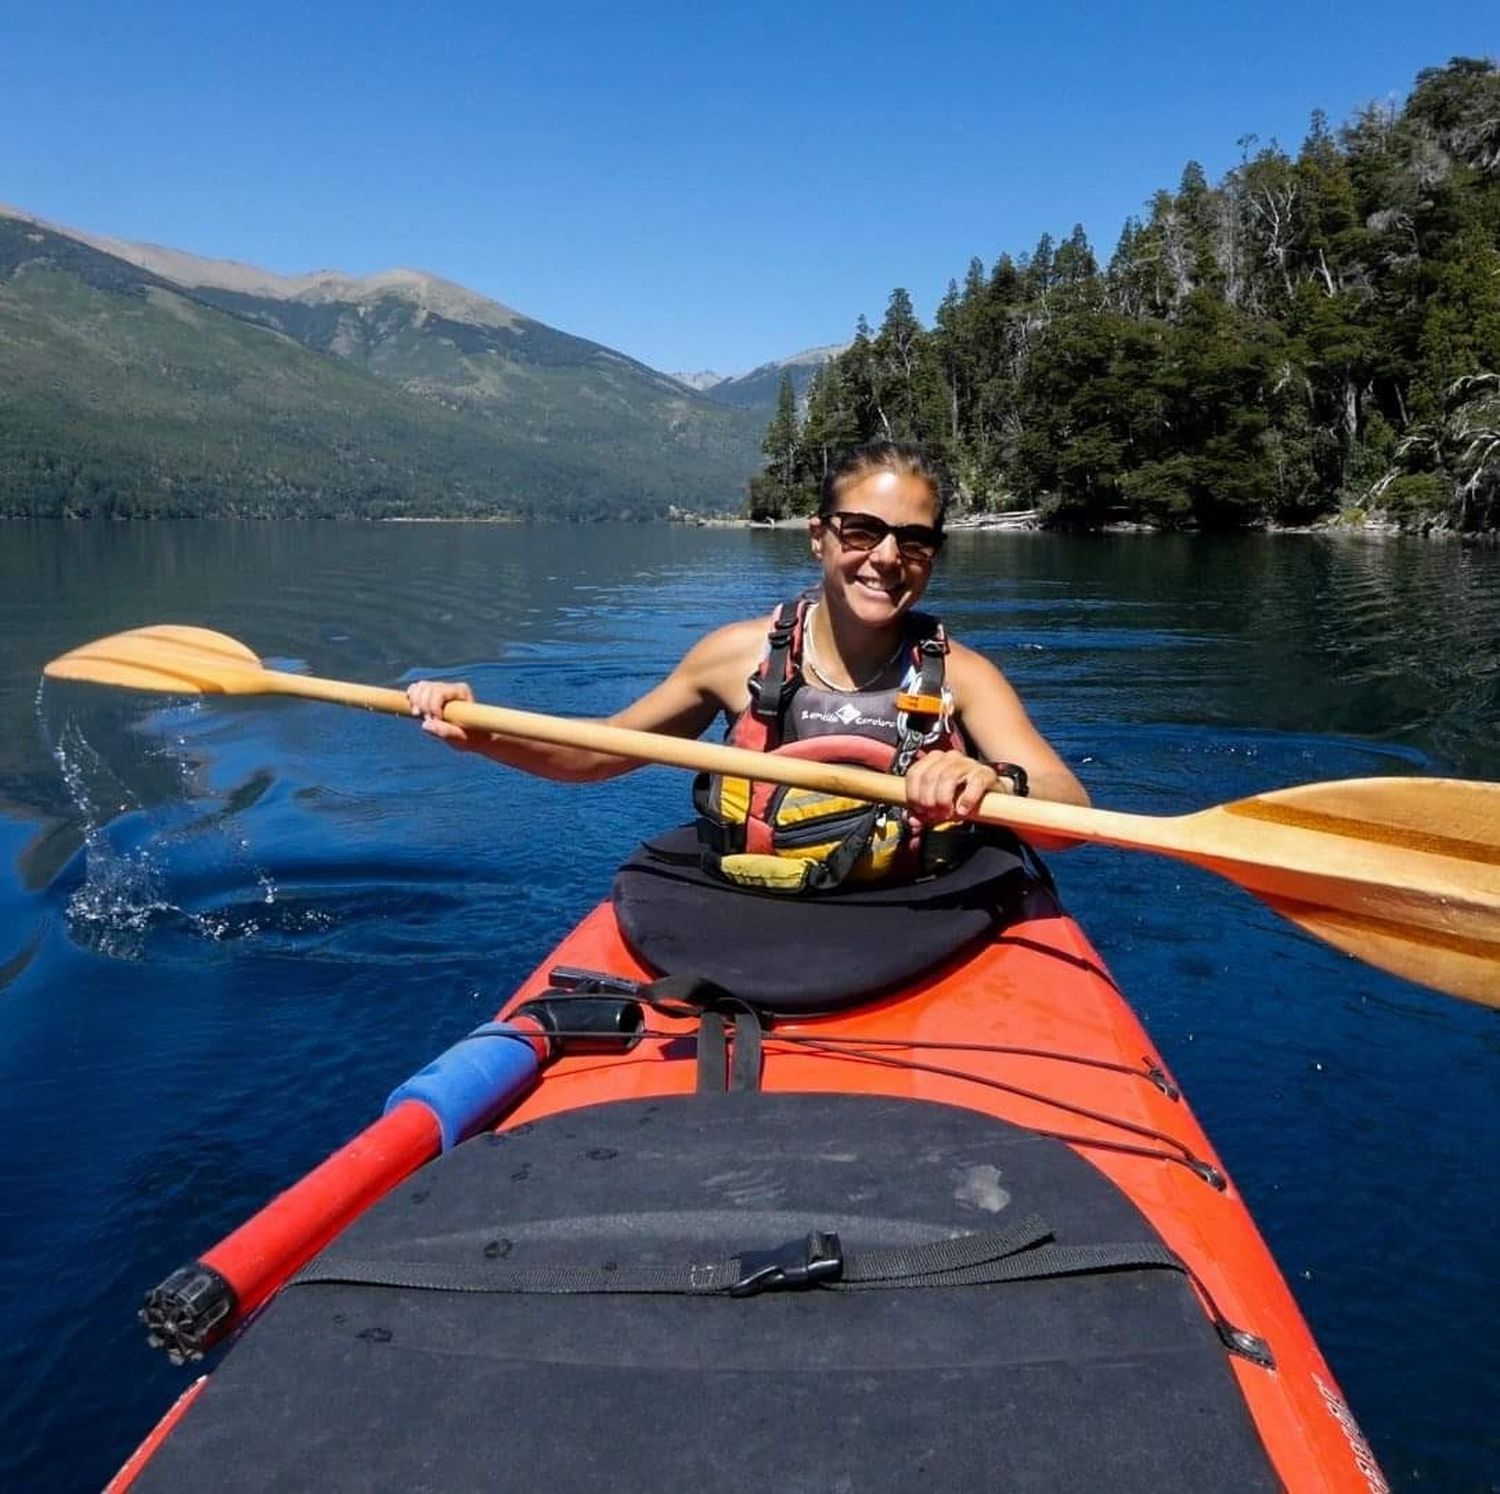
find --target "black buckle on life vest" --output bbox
[913,634,946,700]
[749,672,799,722]
[729,1231,844,1297]
[750,604,803,722]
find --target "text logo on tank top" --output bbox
[790,687,901,745]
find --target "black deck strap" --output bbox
[729,1010,763,1093]
[850,1237,1185,1292]
[689,1010,762,1093]
[287,1213,1187,1300]
[637,972,740,1017]
[637,973,760,1094]
[696,1010,727,1093]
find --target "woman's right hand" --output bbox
[406,679,480,751]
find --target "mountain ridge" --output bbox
[0,205,775,518]
[703,343,846,409]
[1,204,526,326]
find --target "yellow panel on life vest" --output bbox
[711,775,753,828]
[772,788,871,829]
[715,854,817,892]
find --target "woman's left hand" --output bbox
[903,752,1007,823]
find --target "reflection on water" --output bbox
[0,520,1496,1491]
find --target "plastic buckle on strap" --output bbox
[545,966,645,997]
[750,660,799,720]
[729,1231,844,1297]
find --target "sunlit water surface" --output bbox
[0,521,1496,1490]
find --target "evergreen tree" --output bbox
[747,372,801,519]
[764,371,799,486]
[799,362,860,500]
[871,288,924,440]
[752,58,1500,532]
[841,315,883,443]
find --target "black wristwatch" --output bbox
[989,761,1030,797]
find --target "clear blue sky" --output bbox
[3,1,1491,376]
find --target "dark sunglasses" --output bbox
[824,511,944,562]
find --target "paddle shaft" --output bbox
[269,669,1113,834]
[274,669,1485,903]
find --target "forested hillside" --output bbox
[0,216,761,518]
[752,59,1500,532]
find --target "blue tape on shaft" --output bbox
[383,1022,541,1152]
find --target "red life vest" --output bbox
[694,593,975,894]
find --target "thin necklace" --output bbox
[803,605,905,693]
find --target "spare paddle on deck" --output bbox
[45,624,1500,1008]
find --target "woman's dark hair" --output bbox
[817,441,951,528]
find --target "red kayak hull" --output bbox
[110,895,1388,1493]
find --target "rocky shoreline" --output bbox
[669,508,1493,540]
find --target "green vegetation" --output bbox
[751,59,1500,533]
[0,219,762,518]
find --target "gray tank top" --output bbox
[783,682,903,746]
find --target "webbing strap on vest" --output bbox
[749,600,801,724]
[889,633,946,778]
[288,1212,1189,1299]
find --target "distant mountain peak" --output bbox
[697,342,847,410]
[275,266,523,328]
[671,369,726,391]
[766,342,847,371]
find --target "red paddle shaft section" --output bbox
[152,1017,552,1357]
[202,1098,442,1319]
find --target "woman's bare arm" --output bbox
[406,620,765,782]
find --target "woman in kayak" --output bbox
[407,441,1088,835]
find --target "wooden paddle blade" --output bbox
[1264,897,1500,1007]
[1223,775,1500,859]
[1199,777,1500,1007]
[43,626,268,695]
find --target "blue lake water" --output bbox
[0,520,1496,1490]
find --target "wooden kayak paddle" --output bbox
[44,624,1500,1009]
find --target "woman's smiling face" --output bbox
[810,468,942,630]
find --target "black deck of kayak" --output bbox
[132,1093,1281,1492]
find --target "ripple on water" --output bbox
[3,524,1497,1494]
